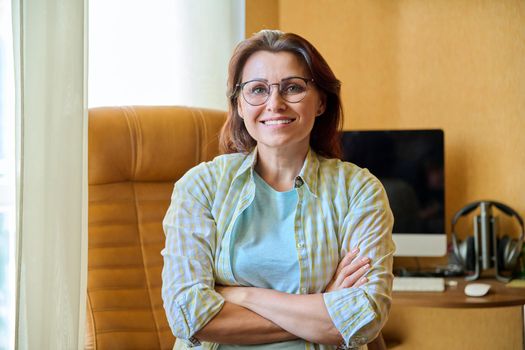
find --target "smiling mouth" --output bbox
[261,119,295,126]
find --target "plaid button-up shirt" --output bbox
[162,148,395,350]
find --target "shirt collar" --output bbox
[233,146,320,197]
[296,148,319,197]
[234,148,258,180]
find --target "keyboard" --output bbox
[393,277,445,292]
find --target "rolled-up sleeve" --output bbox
[161,164,225,341]
[323,170,395,348]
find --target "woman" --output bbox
[162,30,394,350]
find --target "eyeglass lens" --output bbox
[241,78,309,106]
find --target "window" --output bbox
[89,0,244,110]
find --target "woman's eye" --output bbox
[283,83,305,94]
[250,85,269,95]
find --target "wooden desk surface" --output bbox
[393,277,525,308]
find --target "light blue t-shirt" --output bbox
[220,172,304,350]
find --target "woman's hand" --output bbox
[325,248,370,292]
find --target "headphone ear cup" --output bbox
[465,236,476,271]
[498,236,510,270]
[456,236,476,271]
[500,236,520,270]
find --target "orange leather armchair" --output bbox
[86,106,226,349]
[86,105,386,350]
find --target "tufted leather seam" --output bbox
[90,286,161,291]
[88,264,163,270]
[89,242,164,249]
[133,182,163,348]
[133,107,144,179]
[96,328,158,334]
[89,198,135,204]
[198,110,221,162]
[124,106,143,180]
[190,108,204,164]
[89,241,164,249]
[196,109,208,161]
[89,263,162,268]
[89,221,151,227]
[89,180,174,188]
[95,328,170,334]
[87,289,98,350]
[121,107,139,181]
[93,306,166,312]
[92,197,168,203]
[89,287,163,292]
[89,198,166,204]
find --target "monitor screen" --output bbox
[341,129,446,256]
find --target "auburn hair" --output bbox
[220,30,343,159]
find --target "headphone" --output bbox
[451,200,524,273]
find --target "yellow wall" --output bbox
[246,0,279,36]
[247,0,525,248]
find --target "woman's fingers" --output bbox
[325,248,372,291]
[340,264,370,288]
[335,256,370,287]
[352,276,368,288]
[335,248,359,276]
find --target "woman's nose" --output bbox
[266,85,286,111]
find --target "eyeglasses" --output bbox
[236,77,314,106]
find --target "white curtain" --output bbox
[13,0,88,348]
[88,0,245,110]
[0,0,17,348]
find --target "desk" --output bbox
[393,278,525,308]
[384,278,525,350]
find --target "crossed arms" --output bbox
[196,249,371,345]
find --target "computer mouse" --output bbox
[464,283,491,297]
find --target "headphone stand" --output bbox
[467,214,481,281]
[469,214,511,282]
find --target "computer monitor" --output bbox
[341,129,446,257]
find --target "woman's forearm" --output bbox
[194,301,298,345]
[223,288,343,346]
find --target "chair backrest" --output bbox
[86,106,226,349]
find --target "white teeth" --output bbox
[263,119,292,125]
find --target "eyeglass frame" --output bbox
[235,76,315,106]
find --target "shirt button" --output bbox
[294,177,304,188]
[297,242,305,248]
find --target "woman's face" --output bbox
[237,50,325,155]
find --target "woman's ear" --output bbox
[237,99,244,119]
[316,93,327,117]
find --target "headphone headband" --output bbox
[451,200,525,242]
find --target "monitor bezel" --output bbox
[341,129,447,257]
